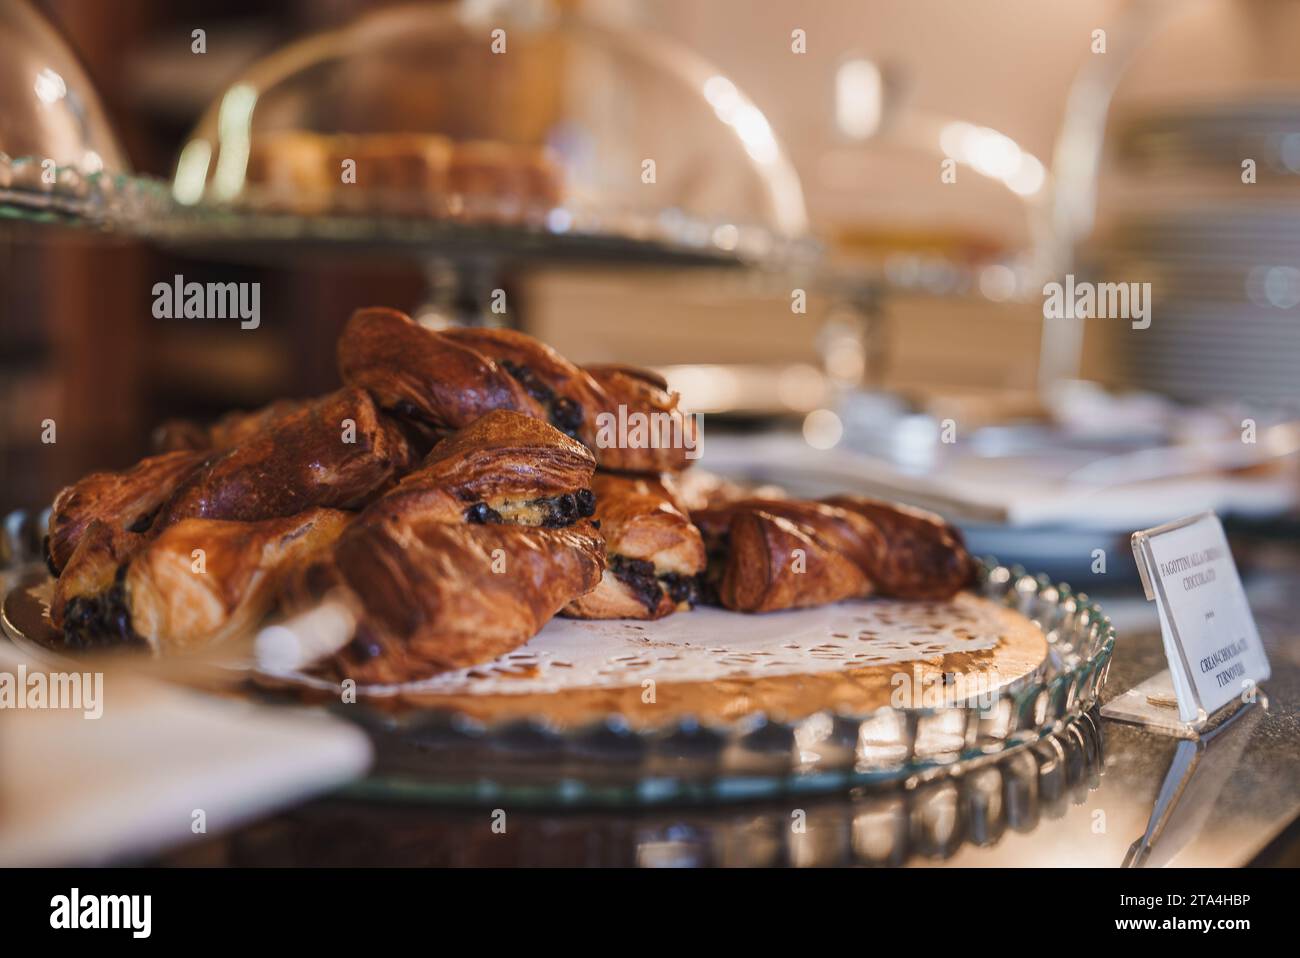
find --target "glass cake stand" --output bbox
[321,562,1113,806]
[159,2,813,270]
[2,505,1115,808]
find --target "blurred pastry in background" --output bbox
[241,131,562,221]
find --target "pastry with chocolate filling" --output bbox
[694,497,973,612]
[564,473,705,620]
[822,496,974,600]
[278,410,604,683]
[584,364,699,474]
[48,388,409,583]
[338,307,695,472]
[54,509,350,654]
[693,499,887,613]
[45,449,207,576]
[338,307,543,443]
[153,387,415,529]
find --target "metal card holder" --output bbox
[1102,512,1269,738]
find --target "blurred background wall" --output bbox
[3,0,1297,511]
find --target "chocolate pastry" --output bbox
[50,520,142,635]
[564,473,705,620]
[338,307,542,441]
[55,510,350,653]
[280,410,604,683]
[381,407,598,523]
[693,499,887,613]
[822,496,975,600]
[154,387,414,529]
[338,307,694,472]
[48,384,414,645]
[49,388,408,584]
[694,497,973,612]
[46,449,208,576]
[583,364,698,474]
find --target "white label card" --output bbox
[1131,512,1270,725]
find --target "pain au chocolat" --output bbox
[564,472,705,620]
[279,411,604,684]
[693,497,973,613]
[337,307,695,472]
[45,388,415,649]
[55,510,350,654]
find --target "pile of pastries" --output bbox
[45,308,973,684]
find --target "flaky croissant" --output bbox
[280,410,605,683]
[823,496,974,600]
[47,388,416,650]
[154,387,414,528]
[694,497,972,613]
[693,499,886,612]
[55,509,350,653]
[564,472,705,620]
[45,449,206,576]
[48,387,412,578]
[338,307,695,473]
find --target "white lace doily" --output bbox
[276,592,1034,696]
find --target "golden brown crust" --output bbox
[50,520,140,629]
[155,387,413,529]
[442,327,607,444]
[126,510,351,653]
[337,307,694,472]
[585,474,702,571]
[582,363,669,391]
[338,307,543,439]
[694,499,886,613]
[584,366,696,474]
[563,473,705,620]
[47,450,207,575]
[305,517,604,684]
[823,496,974,599]
[696,496,972,612]
[278,411,605,683]
[402,408,595,506]
[705,505,875,613]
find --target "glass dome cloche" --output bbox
[0,0,153,225]
[167,0,811,265]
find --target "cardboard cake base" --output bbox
[261,593,1049,729]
